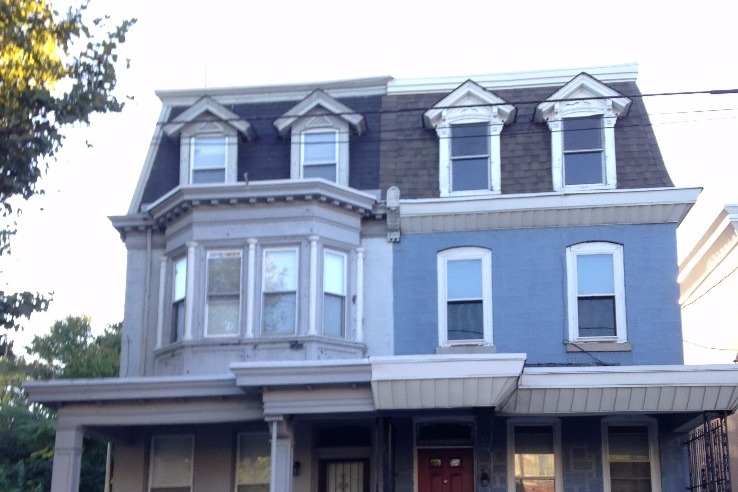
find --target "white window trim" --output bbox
[290,116,349,186]
[204,249,243,338]
[601,417,661,492]
[179,121,239,185]
[260,246,299,336]
[424,81,515,197]
[566,242,627,343]
[322,248,348,338]
[437,247,493,347]
[148,434,194,492]
[549,111,616,191]
[300,129,339,181]
[506,419,563,492]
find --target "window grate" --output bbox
[686,413,732,492]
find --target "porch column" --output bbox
[50,423,84,492]
[267,415,294,492]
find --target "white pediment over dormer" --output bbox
[423,80,516,128]
[274,90,367,137]
[162,97,257,141]
[534,73,632,123]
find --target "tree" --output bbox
[0,316,121,491]
[0,0,135,356]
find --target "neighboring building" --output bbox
[26,64,738,492]
[679,204,738,487]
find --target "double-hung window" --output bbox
[191,135,227,183]
[437,247,492,346]
[236,433,271,492]
[450,123,490,192]
[205,250,241,337]
[262,248,298,335]
[323,250,346,337]
[602,421,660,492]
[149,435,194,492]
[563,116,604,186]
[171,257,187,343]
[508,421,562,492]
[302,130,338,182]
[566,242,626,342]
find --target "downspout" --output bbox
[104,442,113,492]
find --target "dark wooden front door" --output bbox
[417,448,474,492]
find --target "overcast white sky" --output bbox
[2,0,737,351]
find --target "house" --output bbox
[25,63,738,492]
[679,204,738,487]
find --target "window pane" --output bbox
[208,252,241,295]
[514,426,555,489]
[324,252,345,295]
[447,300,483,340]
[563,117,602,150]
[304,132,336,164]
[578,297,616,337]
[193,136,226,169]
[262,293,296,334]
[264,250,297,292]
[577,254,614,295]
[150,436,192,488]
[237,434,271,489]
[171,300,185,343]
[207,297,239,336]
[447,259,482,299]
[451,123,488,157]
[173,257,187,301]
[303,163,337,181]
[323,293,345,337]
[451,157,489,191]
[192,168,226,184]
[564,152,604,185]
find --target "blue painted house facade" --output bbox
[26,64,738,492]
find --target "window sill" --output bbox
[566,341,631,352]
[440,189,501,198]
[436,344,496,355]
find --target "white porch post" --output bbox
[50,424,84,492]
[266,415,294,492]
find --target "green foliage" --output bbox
[0,0,135,347]
[0,315,122,491]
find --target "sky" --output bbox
[2,0,737,353]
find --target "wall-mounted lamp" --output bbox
[480,470,490,487]
[293,461,301,477]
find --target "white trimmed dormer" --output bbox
[273,90,366,187]
[162,97,256,185]
[424,80,516,197]
[535,73,631,192]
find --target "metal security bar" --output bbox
[686,413,732,492]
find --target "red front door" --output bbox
[417,448,474,492]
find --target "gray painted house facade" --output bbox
[26,64,738,492]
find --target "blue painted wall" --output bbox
[393,223,683,365]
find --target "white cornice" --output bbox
[388,63,639,94]
[156,76,392,106]
[534,73,632,123]
[423,80,516,128]
[678,205,738,303]
[273,90,367,137]
[161,96,257,140]
[399,187,700,233]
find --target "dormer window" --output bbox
[162,97,256,186]
[562,116,604,186]
[424,80,515,197]
[191,135,227,184]
[274,90,366,187]
[301,130,338,181]
[535,73,631,192]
